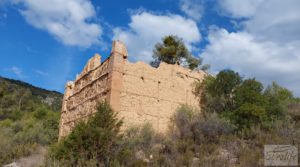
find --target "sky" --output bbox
[0,0,299,96]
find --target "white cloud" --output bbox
[218,0,264,18]
[34,69,48,76]
[113,12,201,62]
[244,0,300,43]
[201,28,300,96]
[218,0,300,43]
[12,0,102,47]
[179,0,204,21]
[7,66,24,78]
[203,0,300,96]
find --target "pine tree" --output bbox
[151,35,207,70]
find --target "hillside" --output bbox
[0,76,63,166]
[0,76,63,111]
[48,70,300,167]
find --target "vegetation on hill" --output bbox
[1,31,298,166]
[151,35,210,71]
[194,70,300,130]
[46,69,300,166]
[0,77,62,111]
[0,76,62,165]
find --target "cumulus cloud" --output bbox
[218,0,264,18]
[218,0,300,43]
[12,0,102,47]
[202,0,300,96]
[202,28,300,96]
[113,12,201,62]
[179,0,204,21]
[244,0,300,43]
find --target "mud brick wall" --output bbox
[59,41,205,139]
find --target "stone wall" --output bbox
[59,41,205,139]
[119,61,205,133]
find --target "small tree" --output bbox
[262,82,294,120]
[234,79,266,107]
[151,35,206,70]
[196,70,242,113]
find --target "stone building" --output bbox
[59,41,206,139]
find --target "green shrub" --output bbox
[45,102,299,167]
[34,107,48,119]
[0,78,61,166]
[232,103,266,129]
[49,102,123,166]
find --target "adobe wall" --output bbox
[58,41,128,138]
[59,41,205,139]
[119,61,205,133]
[58,55,111,138]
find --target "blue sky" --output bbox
[0,0,299,96]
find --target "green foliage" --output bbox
[234,79,266,106]
[34,107,48,119]
[195,70,242,113]
[0,77,62,121]
[232,103,266,129]
[265,82,293,101]
[0,111,60,165]
[186,55,202,70]
[46,103,300,167]
[264,82,294,119]
[0,77,61,166]
[49,102,123,166]
[0,77,62,111]
[152,35,190,65]
[168,106,299,166]
[230,79,269,129]
[151,35,208,70]
[195,69,297,131]
[213,70,242,97]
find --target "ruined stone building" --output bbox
[59,41,206,139]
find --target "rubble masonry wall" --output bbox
[59,41,205,138]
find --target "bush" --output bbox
[48,102,123,166]
[171,105,196,139]
[171,105,234,143]
[232,103,266,129]
[192,113,235,143]
[45,103,299,167]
